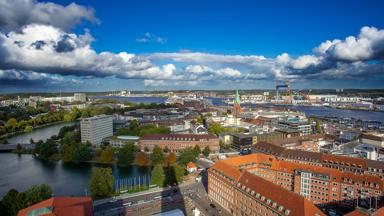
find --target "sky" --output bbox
[0,0,383,93]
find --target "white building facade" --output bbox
[80,115,113,146]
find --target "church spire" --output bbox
[234,89,241,104]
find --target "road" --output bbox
[94,170,230,216]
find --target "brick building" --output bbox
[209,156,326,215]
[139,134,219,153]
[254,142,384,179]
[208,153,384,214]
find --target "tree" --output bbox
[35,139,57,160]
[117,143,136,166]
[315,121,322,134]
[88,168,114,198]
[0,189,21,216]
[151,164,165,187]
[6,118,17,128]
[24,125,33,133]
[72,144,91,162]
[24,184,52,206]
[203,146,211,157]
[208,123,228,136]
[163,146,169,153]
[193,145,201,157]
[150,145,164,166]
[135,152,149,166]
[144,146,149,152]
[178,148,198,166]
[100,145,114,163]
[164,152,177,166]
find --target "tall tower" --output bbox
[233,90,242,117]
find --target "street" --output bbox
[94,170,230,216]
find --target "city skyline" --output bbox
[0,0,384,93]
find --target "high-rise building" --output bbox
[80,115,113,145]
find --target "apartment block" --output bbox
[80,115,113,146]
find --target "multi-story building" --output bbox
[74,93,87,102]
[361,133,384,148]
[253,142,384,179]
[209,153,384,214]
[209,156,326,215]
[277,121,312,135]
[139,134,219,153]
[80,115,113,146]
[231,133,256,153]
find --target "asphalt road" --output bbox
[94,170,230,216]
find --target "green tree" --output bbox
[0,189,21,216]
[24,125,33,133]
[208,123,228,136]
[203,146,211,157]
[150,145,164,166]
[88,168,115,198]
[6,118,17,128]
[35,139,57,160]
[72,144,91,162]
[151,164,165,187]
[315,121,322,134]
[193,145,201,157]
[163,146,169,153]
[117,143,136,166]
[100,145,114,163]
[60,131,77,162]
[24,184,52,206]
[178,148,198,166]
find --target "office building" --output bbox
[80,115,113,146]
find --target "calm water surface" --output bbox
[0,153,151,198]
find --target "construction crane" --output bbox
[275,79,292,103]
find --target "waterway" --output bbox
[0,122,151,198]
[97,96,384,122]
[0,153,151,198]
[6,122,76,144]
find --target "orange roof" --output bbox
[186,162,197,169]
[17,197,93,216]
[216,153,384,190]
[237,170,325,216]
[210,161,242,182]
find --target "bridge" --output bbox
[0,143,35,152]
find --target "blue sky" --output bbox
[0,0,383,92]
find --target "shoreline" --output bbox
[0,121,78,143]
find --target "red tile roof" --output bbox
[187,162,197,169]
[140,133,218,141]
[237,171,325,216]
[17,197,93,216]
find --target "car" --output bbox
[210,203,216,208]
